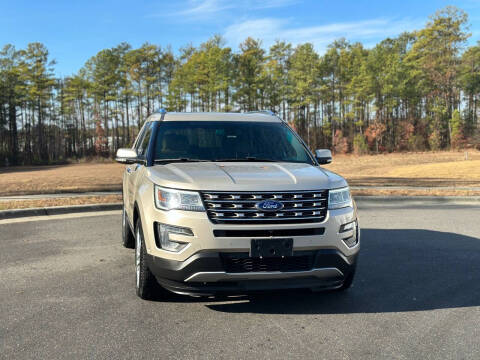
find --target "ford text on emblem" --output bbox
[255,200,284,211]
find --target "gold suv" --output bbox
[116,110,360,299]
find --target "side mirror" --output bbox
[315,149,332,165]
[116,148,139,164]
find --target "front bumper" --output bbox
[137,190,360,295]
[146,249,357,296]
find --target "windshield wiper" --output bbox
[213,157,277,162]
[154,158,210,164]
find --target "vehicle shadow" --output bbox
[202,228,480,314]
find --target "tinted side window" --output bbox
[133,123,147,149]
[137,122,153,157]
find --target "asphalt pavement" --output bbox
[1,202,480,359]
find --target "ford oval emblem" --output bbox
[255,200,284,212]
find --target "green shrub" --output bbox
[353,134,369,155]
[408,135,426,151]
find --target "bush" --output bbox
[428,131,442,151]
[408,134,427,151]
[353,134,368,155]
[365,121,386,153]
[397,121,414,151]
[471,127,480,150]
[450,109,463,149]
[94,120,109,157]
[332,130,349,154]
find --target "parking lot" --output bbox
[1,201,479,359]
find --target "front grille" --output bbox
[221,253,313,273]
[201,190,328,224]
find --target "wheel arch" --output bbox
[133,201,140,229]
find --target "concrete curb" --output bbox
[0,191,122,201]
[0,203,122,220]
[354,196,480,207]
[1,196,479,220]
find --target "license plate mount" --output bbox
[250,238,293,258]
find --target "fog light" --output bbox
[340,220,358,248]
[339,221,355,233]
[156,223,193,252]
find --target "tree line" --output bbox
[1,6,479,165]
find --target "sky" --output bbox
[1,0,480,76]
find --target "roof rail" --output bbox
[155,108,167,120]
[246,110,275,116]
[246,110,287,123]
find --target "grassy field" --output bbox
[0,151,479,209]
[0,195,122,210]
[0,163,124,196]
[323,150,480,187]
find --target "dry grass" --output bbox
[0,195,122,210]
[386,160,480,180]
[0,162,124,196]
[323,150,480,187]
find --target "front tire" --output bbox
[335,268,356,292]
[135,218,160,300]
[122,206,135,249]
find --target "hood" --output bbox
[147,162,347,192]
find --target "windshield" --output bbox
[153,121,313,164]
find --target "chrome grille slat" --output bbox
[203,199,326,204]
[201,190,328,224]
[206,207,326,213]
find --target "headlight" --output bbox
[156,223,192,252]
[328,187,352,209]
[154,185,205,211]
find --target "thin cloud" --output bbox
[153,0,298,20]
[224,17,424,51]
[178,0,233,17]
[254,0,299,9]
